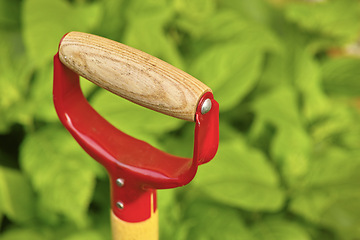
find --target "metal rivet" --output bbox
[116,178,124,187]
[201,98,212,115]
[116,201,124,209]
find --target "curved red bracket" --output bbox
[53,53,219,222]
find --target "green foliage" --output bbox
[0,166,35,223]
[195,134,285,211]
[20,126,105,226]
[91,89,184,148]
[285,0,360,43]
[322,57,360,97]
[23,0,102,67]
[1,0,360,239]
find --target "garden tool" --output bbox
[53,32,219,240]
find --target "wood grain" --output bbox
[111,210,158,240]
[58,31,211,122]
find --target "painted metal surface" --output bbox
[53,53,219,222]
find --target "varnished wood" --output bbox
[59,31,211,122]
[111,210,158,240]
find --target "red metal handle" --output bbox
[53,52,219,223]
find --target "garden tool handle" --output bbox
[58,31,211,122]
[111,210,158,240]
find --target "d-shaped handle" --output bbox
[58,31,211,122]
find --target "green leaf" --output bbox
[190,19,281,112]
[310,103,357,147]
[90,90,184,149]
[255,24,303,93]
[29,65,95,123]
[338,109,360,151]
[320,197,360,239]
[96,0,125,41]
[123,0,184,69]
[158,189,189,240]
[63,230,104,240]
[20,126,105,226]
[22,0,102,67]
[174,0,215,23]
[252,217,311,240]
[0,0,21,28]
[293,49,330,121]
[0,30,34,132]
[199,10,248,42]
[194,133,285,211]
[264,57,316,182]
[184,199,256,240]
[174,0,216,39]
[123,19,185,70]
[285,0,360,43]
[271,127,311,186]
[191,42,263,111]
[322,57,360,97]
[0,166,35,223]
[0,228,46,240]
[187,12,281,110]
[253,86,303,129]
[219,0,274,24]
[289,147,360,231]
[0,212,3,228]
[126,0,174,19]
[215,53,263,112]
[29,63,58,122]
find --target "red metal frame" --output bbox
[53,53,219,222]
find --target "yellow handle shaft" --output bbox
[111,210,158,240]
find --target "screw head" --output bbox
[201,98,212,115]
[116,178,124,187]
[116,201,124,209]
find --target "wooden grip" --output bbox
[58,31,211,122]
[111,210,158,240]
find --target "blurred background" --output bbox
[1,0,360,239]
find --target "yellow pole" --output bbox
[111,210,158,240]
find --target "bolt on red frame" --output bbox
[53,32,219,240]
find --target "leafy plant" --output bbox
[1,0,360,239]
